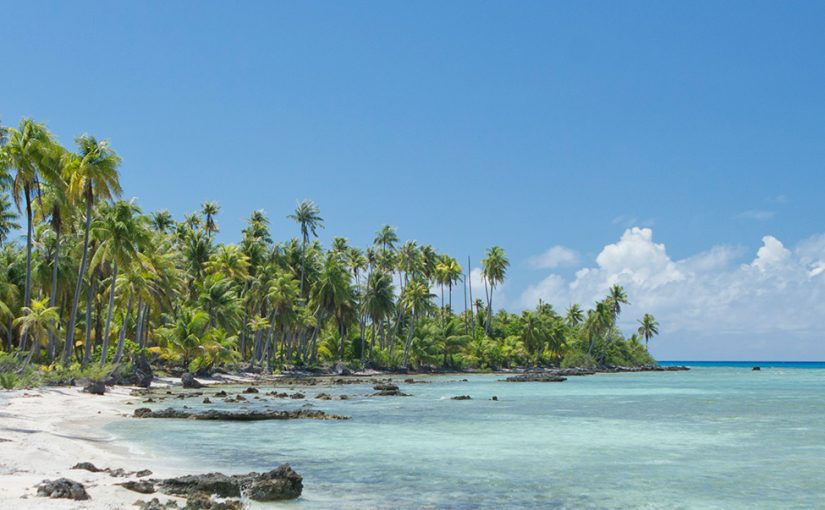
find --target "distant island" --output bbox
[0,117,659,388]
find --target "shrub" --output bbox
[561,350,597,369]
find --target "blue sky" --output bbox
[4,1,825,360]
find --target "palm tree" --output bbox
[288,199,323,294]
[201,201,220,238]
[0,192,20,245]
[159,307,211,368]
[373,225,398,253]
[400,278,434,368]
[91,200,147,365]
[3,119,57,350]
[363,270,394,364]
[481,246,509,334]
[637,313,660,349]
[63,135,121,365]
[310,254,353,362]
[607,284,629,320]
[565,304,584,327]
[14,297,60,365]
[150,210,174,232]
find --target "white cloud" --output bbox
[528,245,579,269]
[520,227,825,360]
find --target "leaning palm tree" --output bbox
[14,297,60,365]
[481,246,509,334]
[63,135,121,365]
[637,313,660,349]
[3,119,57,350]
[288,199,323,294]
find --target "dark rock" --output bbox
[184,494,242,509]
[242,387,259,394]
[491,396,498,401]
[136,469,153,477]
[133,407,350,420]
[181,373,204,389]
[338,395,350,400]
[403,378,430,384]
[135,498,178,510]
[214,390,227,397]
[83,380,106,395]
[134,354,154,388]
[315,393,331,400]
[753,366,761,371]
[289,392,305,399]
[71,462,101,472]
[372,383,398,391]
[451,395,471,400]
[158,464,302,502]
[203,398,212,404]
[120,479,156,494]
[372,389,410,397]
[503,374,567,383]
[36,478,90,500]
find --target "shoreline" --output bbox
[0,366,689,508]
[0,386,194,509]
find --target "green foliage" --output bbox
[561,351,597,369]
[0,371,17,389]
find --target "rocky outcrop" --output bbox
[134,354,154,388]
[158,464,302,502]
[371,383,409,396]
[36,478,90,500]
[503,374,567,382]
[136,495,242,510]
[119,480,156,494]
[450,395,471,400]
[83,380,106,395]
[181,373,204,389]
[242,387,259,394]
[71,461,152,478]
[133,407,350,420]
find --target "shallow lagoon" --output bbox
[110,367,825,509]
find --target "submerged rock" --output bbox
[181,373,204,389]
[242,387,259,394]
[451,395,471,400]
[158,464,302,502]
[315,393,332,400]
[36,478,90,500]
[753,366,761,371]
[133,407,350,420]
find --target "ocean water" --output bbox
[109,367,825,509]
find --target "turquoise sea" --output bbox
[110,366,825,509]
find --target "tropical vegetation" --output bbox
[0,117,659,383]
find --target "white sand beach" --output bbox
[0,386,188,509]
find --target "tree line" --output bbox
[0,117,660,377]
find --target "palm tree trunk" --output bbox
[134,298,145,350]
[100,260,118,366]
[64,198,93,366]
[20,187,34,352]
[113,292,133,363]
[402,308,417,368]
[83,276,96,363]
[47,226,61,362]
[467,256,474,337]
[368,321,376,364]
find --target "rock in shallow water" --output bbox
[36,478,90,500]
[158,464,302,502]
[181,372,204,389]
[503,374,567,383]
[133,407,350,420]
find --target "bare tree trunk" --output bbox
[402,308,417,368]
[467,256,474,338]
[47,226,61,362]
[20,187,34,352]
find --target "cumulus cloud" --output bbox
[520,227,825,359]
[528,246,579,269]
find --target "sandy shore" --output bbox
[0,385,191,509]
